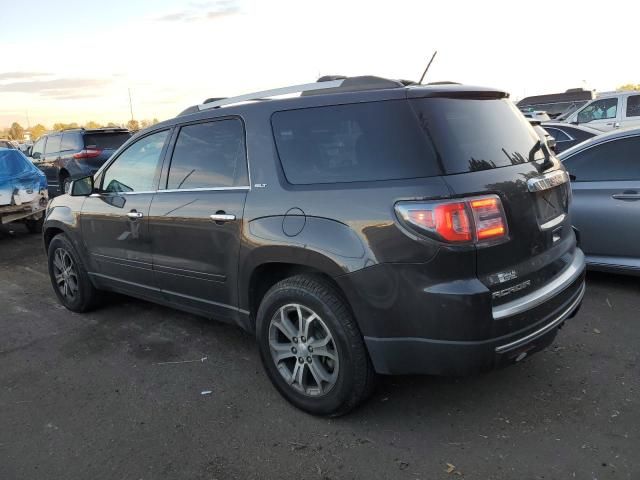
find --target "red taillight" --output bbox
[395,195,508,244]
[72,148,102,159]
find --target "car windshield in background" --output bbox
[84,132,131,150]
[410,98,542,174]
[272,100,440,184]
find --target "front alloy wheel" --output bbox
[269,304,339,397]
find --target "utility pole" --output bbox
[128,88,134,122]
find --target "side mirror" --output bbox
[569,174,576,181]
[70,175,94,196]
[26,146,33,157]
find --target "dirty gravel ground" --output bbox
[1,225,638,480]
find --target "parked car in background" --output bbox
[558,127,640,275]
[541,122,601,153]
[518,88,594,119]
[29,128,131,196]
[43,77,585,415]
[0,139,19,149]
[562,91,640,132]
[523,110,551,122]
[0,148,48,233]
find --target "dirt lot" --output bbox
[1,225,638,480]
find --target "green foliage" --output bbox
[84,120,103,129]
[30,124,47,140]
[8,122,25,140]
[126,119,140,131]
[617,84,640,91]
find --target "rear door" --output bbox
[80,129,171,297]
[562,134,640,263]
[409,95,575,301]
[149,118,249,320]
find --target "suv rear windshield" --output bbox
[84,132,131,150]
[272,98,541,184]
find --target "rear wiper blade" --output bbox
[529,140,554,171]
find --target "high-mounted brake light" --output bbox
[73,148,102,159]
[395,194,508,244]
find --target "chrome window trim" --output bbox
[492,248,585,320]
[159,186,250,193]
[495,281,585,354]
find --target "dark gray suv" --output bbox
[43,77,586,415]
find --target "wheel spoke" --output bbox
[301,313,317,340]
[55,273,65,285]
[308,361,329,389]
[270,343,296,363]
[311,344,337,362]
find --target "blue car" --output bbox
[0,148,49,233]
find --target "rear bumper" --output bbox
[365,277,584,375]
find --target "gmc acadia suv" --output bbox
[42,76,585,415]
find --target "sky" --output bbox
[1,0,639,128]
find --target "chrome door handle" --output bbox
[210,213,236,222]
[612,193,640,200]
[127,211,144,219]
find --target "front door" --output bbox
[149,118,249,321]
[564,135,640,263]
[80,129,171,297]
[576,97,621,131]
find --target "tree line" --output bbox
[1,118,160,141]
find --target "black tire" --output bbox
[25,216,44,234]
[256,274,376,416]
[47,233,99,312]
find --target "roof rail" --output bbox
[197,80,344,111]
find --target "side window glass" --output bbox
[167,119,248,190]
[102,130,169,193]
[45,135,62,156]
[564,136,640,182]
[577,98,618,123]
[60,133,82,152]
[32,137,45,158]
[626,95,640,118]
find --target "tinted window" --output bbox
[411,98,541,174]
[545,127,571,142]
[626,95,640,118]
[102,130,169,193]
[84,132,132,150]
[60,133,83,152]
[44,135,62,155]
[578,98,617,123]
[563,136,640,182]
[167,119,248,190]
[272,101,440,184]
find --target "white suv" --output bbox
[563,91,640,132]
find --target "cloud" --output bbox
[155,0,240,22]
[0,72,51,80]
[0,78,112,98]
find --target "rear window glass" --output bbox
[272,101,440,184]
[84,132,131,150]
[410,98,542,174]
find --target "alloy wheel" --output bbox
[268,304,339,397]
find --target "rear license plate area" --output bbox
[533,185,568,228]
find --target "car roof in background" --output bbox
[557,126,640,159]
